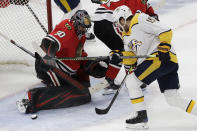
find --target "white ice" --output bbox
[1,0,197,131]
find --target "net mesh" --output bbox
[0,0,49,70]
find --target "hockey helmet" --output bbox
[113,5,133,31]
[71,10,91,35]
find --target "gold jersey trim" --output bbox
[159,29,172,44]
[122,13,140,38]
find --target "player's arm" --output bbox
[40,36,59,58]
[140,13,172,62]
[139,13,171,39]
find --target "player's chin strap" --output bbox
[0,31,88,94]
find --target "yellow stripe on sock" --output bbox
[131,97,144,104]
[60,0,71,12]
[186,100,195,113]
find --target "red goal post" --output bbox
[0,0,52,69]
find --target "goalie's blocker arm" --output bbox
[40,37,59,58]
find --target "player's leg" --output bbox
[93,20,124,50]
[125,73,148,129]
[159,66,197,116]
[125,58,163,129]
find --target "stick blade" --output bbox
[95,107,109,115]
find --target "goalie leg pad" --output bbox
[28,86,91,112]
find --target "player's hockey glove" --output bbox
[109,50,137,65]
[157,43,171,63]
[35,52,53,72]
[109,50,122,64]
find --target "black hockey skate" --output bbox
[126,110,149,129]
[16,99,32,114]
[102,77,120,95]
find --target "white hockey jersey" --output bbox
[122,12,176,65]
[91,7,114,22]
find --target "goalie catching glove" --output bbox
[157,43,171,63]
[109,50,137,66]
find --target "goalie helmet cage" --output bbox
[0,0,52,71]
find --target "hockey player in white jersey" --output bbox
[106,5,197,129]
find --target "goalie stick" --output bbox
[95,70,129,115]
[0,31,88,94]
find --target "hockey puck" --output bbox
[31,114,37,120]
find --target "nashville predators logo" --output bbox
[128,39,142,52]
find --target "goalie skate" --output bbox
[16,99,30,114]
[126,110,149,129]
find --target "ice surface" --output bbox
[1,0,197,131]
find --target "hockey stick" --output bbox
[25,4,48,34]
[0,31,35,58]
[0,31,87,93]
[95,71,129,115]
[57,55,157,61]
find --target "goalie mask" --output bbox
[113,5,133,32]
[71,10,92,36]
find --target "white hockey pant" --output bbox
[125,73,146,112]
[164,89,197,116]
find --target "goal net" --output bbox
[0,0,52,71]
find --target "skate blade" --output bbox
[102,89,116,95]
[126,122,149,129]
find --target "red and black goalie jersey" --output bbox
[45,19,87,74]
